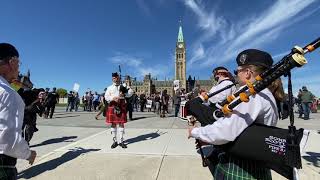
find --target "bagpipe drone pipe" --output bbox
[185,37,320,179]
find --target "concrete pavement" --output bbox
[17,108,320,180]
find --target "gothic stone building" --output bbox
[132,24,215,97]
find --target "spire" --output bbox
[177,20,184,43]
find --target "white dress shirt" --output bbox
[0,76,31,159]
[191,88,278,145]
[105,83,121,103]
[122,83,134,98]
[208,79,236,104]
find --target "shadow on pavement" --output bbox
[303,152,320,168]
[130,116,148,121]
[125,130,167,145]
[18,147,100,179]
[54,115,81,119]
[30,136,78,148]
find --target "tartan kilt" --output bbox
[213,153,272,180]
[106,100,127,124]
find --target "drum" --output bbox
[179,100,188,120]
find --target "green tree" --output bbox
[56,88,67,98]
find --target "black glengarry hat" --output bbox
[0,43,19,61]
[213,66,229,73]
[236,49,273,68]
[112,72,119,77]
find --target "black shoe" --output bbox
[119,142,127,148]
[111,142,118,149]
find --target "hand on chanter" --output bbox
[199,90,209,102]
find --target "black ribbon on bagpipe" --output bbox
[186,37,320,179]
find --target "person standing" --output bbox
[66,91,74,112]
[160,89,169,118]
[95,93,106,120]
[172,90,181,117]
[139,92,146,112]
[123,76,134,120]
[74,92,80,112]
[92,92,100,111]
[208,66,236,105]
[44,87,59,118]
[186,66,236,125]
[298,86,315,120]
[0,43,36,180]
[105,72,128,149]
[188,49,280,179]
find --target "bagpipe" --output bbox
[186,37,320,179]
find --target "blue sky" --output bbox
[1,0,320,97]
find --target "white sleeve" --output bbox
[126,88,134,98]
[0,91,31,160]
[208,81,235,104]
[104,87,113,103]
[191,95,262,145]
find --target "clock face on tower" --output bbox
[178,43,184,48]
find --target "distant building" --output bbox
[131,23,215,97]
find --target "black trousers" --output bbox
[140,103,145,112]
[127,103,133,120]
[45,104,56,118]
[22,124,35,144]
[185,97,216,126]
[174,104,180,117]
[0,155,17,180]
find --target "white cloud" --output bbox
[135,0,152,18]
[108,52,171,79]
[272,51,290,60]
[110,53,143,67]
[183,0,318,66]
[188,43,205,65]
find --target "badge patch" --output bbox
[239,54,247,64]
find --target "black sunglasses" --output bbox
[234,68,248,75]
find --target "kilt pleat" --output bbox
[213,153,272,180]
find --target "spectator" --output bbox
[298,86,315,120]
[0,43,36,179]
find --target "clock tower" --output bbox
[175,24,186,90]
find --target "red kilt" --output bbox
[106,100,127,124]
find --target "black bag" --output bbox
[222,123,303,179]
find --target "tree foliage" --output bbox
[56,88,67,98]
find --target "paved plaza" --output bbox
[16,107,320,180]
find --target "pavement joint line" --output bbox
[155,119,176,180]
[32,129,108,164]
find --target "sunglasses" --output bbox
[234,68,247,75]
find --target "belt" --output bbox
[0,154,17,167]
